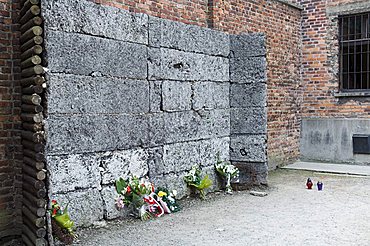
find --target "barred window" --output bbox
[339,13,370,91]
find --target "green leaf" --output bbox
[198,175,212,190]
[115,178,126,194]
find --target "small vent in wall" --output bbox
[353,134,370,154]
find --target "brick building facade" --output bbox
[1,0,369,243]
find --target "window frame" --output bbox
[339,12,370,92]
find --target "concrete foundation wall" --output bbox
[300,118,370,165]
[42,0,267,226]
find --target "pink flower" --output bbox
[115,197,125,209]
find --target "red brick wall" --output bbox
[92,0,303,168]
[90,0,210,27]
[0,0,22,241]
[298,0,370,118]
[210,0,302,168]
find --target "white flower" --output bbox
[172,190,178,197]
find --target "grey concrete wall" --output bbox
[300,118,370,165]
[42,0,267,227]
[229,34,268,186]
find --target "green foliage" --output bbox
[184,165,213,199]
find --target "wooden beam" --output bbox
[21,45,42,60]
[21,104,43,113]
[23,190,46,208]
[22,131,44,143]
[22,140,44,152]
[20,75,45,87]
[21,36,43,52]
[20,16,42,34]
[23,214,47,238]
[24,148,45,162]
[20,26,43,43]
[21,55,42,69]
[20,5,40,25]
[23,164,46,181]
[21,113,43,123]
[22,205,45,228]
[22,65,44,78]
[22,123,43,132]
[22,94,41,105]
[24,156,44,170]
[20,0,40,17]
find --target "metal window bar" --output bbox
[339,12,370,91]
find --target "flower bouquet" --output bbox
[116,176,166,221]
[50,200,75,245]
[154,188,180,213]
[184,165,212,199]
[215,155,239,194]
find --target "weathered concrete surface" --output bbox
[230,56,267,83]
[46,114,149,155]
[74,169,370,245]
[148,48,229,82]
[230,108,267,134]
[230,135,267,162]
[53,189,104,227]
[47,153,101,194]
[101,186,127,220]
[300,118,370,165]
[230,83,267,108]
[162,81,192,112]
[42,0,148,44]
[192,82,230,110]
[233,162,268,185]
[45,31,147,78]
[149,16,229,56]
[100,148,149,185]
[43,1,269,228]
[47,73,149,114]
[230,33,266,58]
[149,110,230,146]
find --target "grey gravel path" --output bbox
[73,169,370,246]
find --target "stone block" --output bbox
[45,31,147,78]
[149,17,229,56]
[148,48,229,82]
[149,110,230,146]
[232,162,268,186]
[46,114,149,155]
[42,0,148,44]
[230,56,266,83]
[101,186,127,220]
[192,82,229,110]
[230,33,266,58]
[230,135,267,162]
[150,172,188,199]
[149,81,162,113]
[47,73,149,114]
[46,153,101,194]
[147,147,164,177]
[162,81,192,111]
[100,148,149,185]
[230,83,267,108]
[231,108,267,134]
[53,189,104,227]
[153,137,229,175]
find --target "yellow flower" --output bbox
[158,191,167,197]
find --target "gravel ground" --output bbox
[73,169,370,246]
